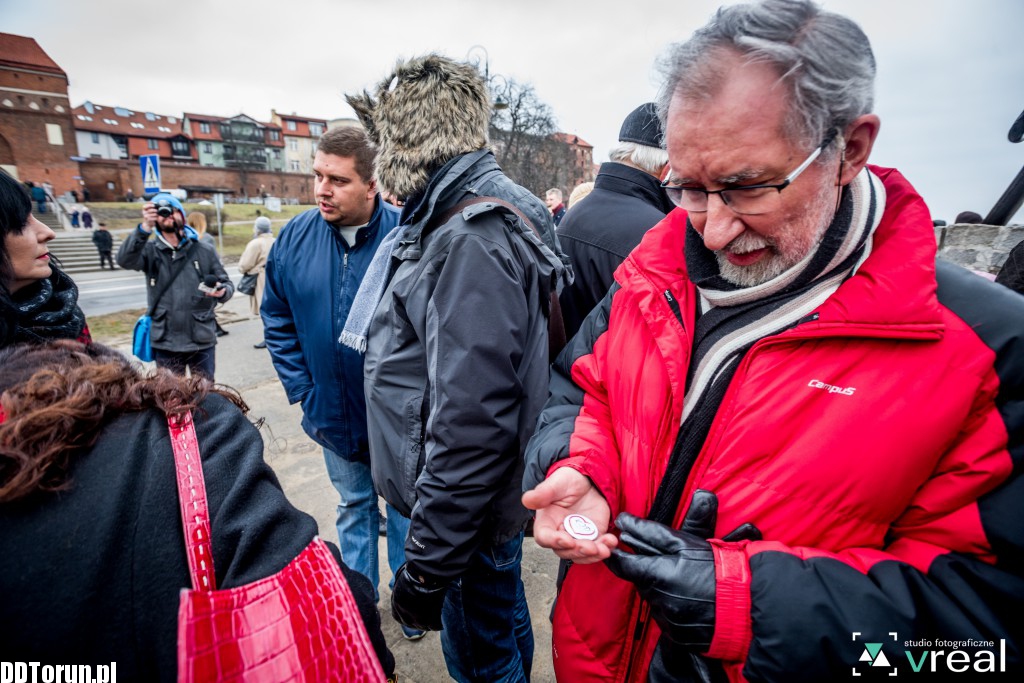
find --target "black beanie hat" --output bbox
[618,103,664,149]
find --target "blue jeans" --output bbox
[440,533,534,683]
[323,449,409,598]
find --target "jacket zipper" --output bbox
[664,290,684,329]
[622,601,651,683]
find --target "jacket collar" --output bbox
[595,162,675,214]
[325,194,390,248]
[399,149,497,241]
[154,225,199,252]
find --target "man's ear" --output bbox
[366,178,377,201]
[839,114,880,186]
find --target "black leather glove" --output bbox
[391,563,447,632]
[605,490,761,651]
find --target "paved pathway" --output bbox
[95,294,560,682]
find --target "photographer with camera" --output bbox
[117,193,232,379]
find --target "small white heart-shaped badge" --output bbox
[563,514,599,541]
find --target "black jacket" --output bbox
[363,150,567,582]
[996,238,1024,295]
[0,394,392,679]
[92,228,113,251]
[557,162,673,339]
[117,226,233,352]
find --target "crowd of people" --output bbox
[2,0,1023,681]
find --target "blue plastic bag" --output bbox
[132,314,153,362]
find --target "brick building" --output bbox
[270,110,326,175]
[184,112,285,172]
[551,132,595,190]
[0,33,81,195]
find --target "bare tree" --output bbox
[488,78,578,197]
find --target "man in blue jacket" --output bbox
[260,127,422,638]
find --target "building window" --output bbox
[103,118,118,125]
[77,114,93,121]
[130,122,144,129]
[309,123,324,137]
[45,123,63,145]
[269,130,280,141]
[158,126,172,132]
[290,160,300,172]
[199,122,211,134]
[203,142,212,153]
[90,132,100,143]
[286,120,297,131]
[171,140,189,156]
[288,139,298,151]
[274,150,281,159]
[147,138,159,150]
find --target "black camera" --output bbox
[154,200,175,218]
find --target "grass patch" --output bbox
[87,307,146,344]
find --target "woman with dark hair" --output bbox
[0,341,394,681]
[0,171,89,347]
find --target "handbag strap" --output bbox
[147,240,195,316]
[167,411,217,592]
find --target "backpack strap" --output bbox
[428,196,567,359]
[167,411,217,592]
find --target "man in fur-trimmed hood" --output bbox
[343,54,568,682]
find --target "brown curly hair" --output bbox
[0,341,248,503]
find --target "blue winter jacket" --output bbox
[261,196,401,461]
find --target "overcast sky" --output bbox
[4,0,1023,222]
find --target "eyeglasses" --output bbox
[661,133,835,216]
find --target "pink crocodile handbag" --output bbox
[168,411,385,682]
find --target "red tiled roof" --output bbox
[0,33,66,77]
[276,113,328,125]
[552,132,593,148]
[72,102,185,139]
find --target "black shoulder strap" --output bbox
[147,241,195,316]
[428,196,567,359]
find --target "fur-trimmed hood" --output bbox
[345,54,490,199]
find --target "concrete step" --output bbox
[36,211,63,231]
[49,232,123,275]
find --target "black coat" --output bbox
[92,228,113,251]
[996,239,1024,295]
[364,150,566,581]
[0,394,392,679]
[557,162,674,340]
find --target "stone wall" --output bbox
[935,223,1024,275]
[79,158,314,202]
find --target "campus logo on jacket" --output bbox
[852,631,1009,676]
[808,378,856,396]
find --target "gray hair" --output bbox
[608,141,670,177]
[656,0,875,156]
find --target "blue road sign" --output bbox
[140,154,161,194]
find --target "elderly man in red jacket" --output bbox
[523,0,1024,680]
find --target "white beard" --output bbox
[716,181,837,287]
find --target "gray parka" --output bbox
[363,150,569,582]
[118,226,233,352]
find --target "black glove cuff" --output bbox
[391,563,448,632]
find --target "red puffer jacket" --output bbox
[524,167,1024,681]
